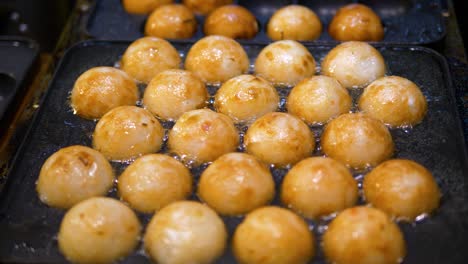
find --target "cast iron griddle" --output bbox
[86,0,446,44]
[0,40,467,263]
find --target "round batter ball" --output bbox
[198,152,275,216]
[244,112,315,167]
[118,154,192,213]
[281,157,358,219]
[36,145,114,209]
[144,201,227,264]
[358,76,428,127]
[92,106,164,161]
[143,69,208,121]
[323,206,406,264]
[287,75,352,125]
[71,67,139,120]
[214,74,279,123]
[254,40,316,86]
[184,35,249,84]
[168,109,239,165]
[321,113,394,170]
[204,5,258,39]
[58,197,141,264]
[363,159,441,221]
[267,5,322,41]
[145,4,197,39]
[122,0,173,14]
[329,3,384,41]
[120,37,181,83]
[232,206,315,264]
[182,0,233,15]
[321,41,386,88]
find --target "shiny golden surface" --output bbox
[92,106,164,161]
[144,201,227,264]
[36,145,114,209]
[232,206,315,264]
[329,3,384,41]
[58,197,141,264]
[204,5,258,39]
[267,5,322,41]
[363,159,441,221]
[182,0,233,15]
[198,152,274,216]
[118,154,192,213]
[121,37,181,83]
[145,4,197,39]
[281,157,358,219]
[122,0,173,14]
[143,69,208,121]
[323,206,406,264]
[321,113,394,169]
[359,76,428,127]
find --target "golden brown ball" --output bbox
[145,4,197,39]
[182,0,233,15]
[204,5,258,39]
[122,0,173,14]
[267,5,322,41]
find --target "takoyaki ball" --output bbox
[71,67,138,120]
[144,201,227,264]
[329,3,384,41]
[198,152,275,216]
[118,154,192,213]
[122,0,173,14]
[120,37,181,83]
[145,4,197,39]
[168,109,239,165]
[321,41,386,88]
[363,159,441,221]
[182,0,233,15]
[267,5,322,41]
[358,76,428,128]
[184,35,249,84]
[143,69,208,121]
[323,206,406,264]
[281,157,358,219]
[254,40,316,86]
[36,145,114,209]
[287,75,352,125]
[204,5,258,39]
[244,112,315,167]
[321,113,394,170]
[232,206,315,264]
[214,74,279,123]
[58,197,141,264]
[92,106,164,161]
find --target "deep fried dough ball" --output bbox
[117,154,192,213]
[144,201,227,264]
[58,197,141,264]
[254,40,316,86]
[71,67,138,120]
[204,5,258,39]
[363,159,441,221]
[323,206,406,264]
[168,109,239,165]
[321,41,385,88]
[92,106,164,161]
[184,35,249,84]
[145,4,197,39]
[198,152,274,215]
[122,0,173,14]
[214,74,279,123]
[358,76,428,127]
[120,37,181,83]
[232,206,315,264]
[329,3,384,41]
[182,0,233,15]
[267,5,322,41]
[281,157,358,219]
[36,145,114,209]
[244,112,315,167]
[321,113,394,169]
[143,69,208,121]
[287,75,352,125]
